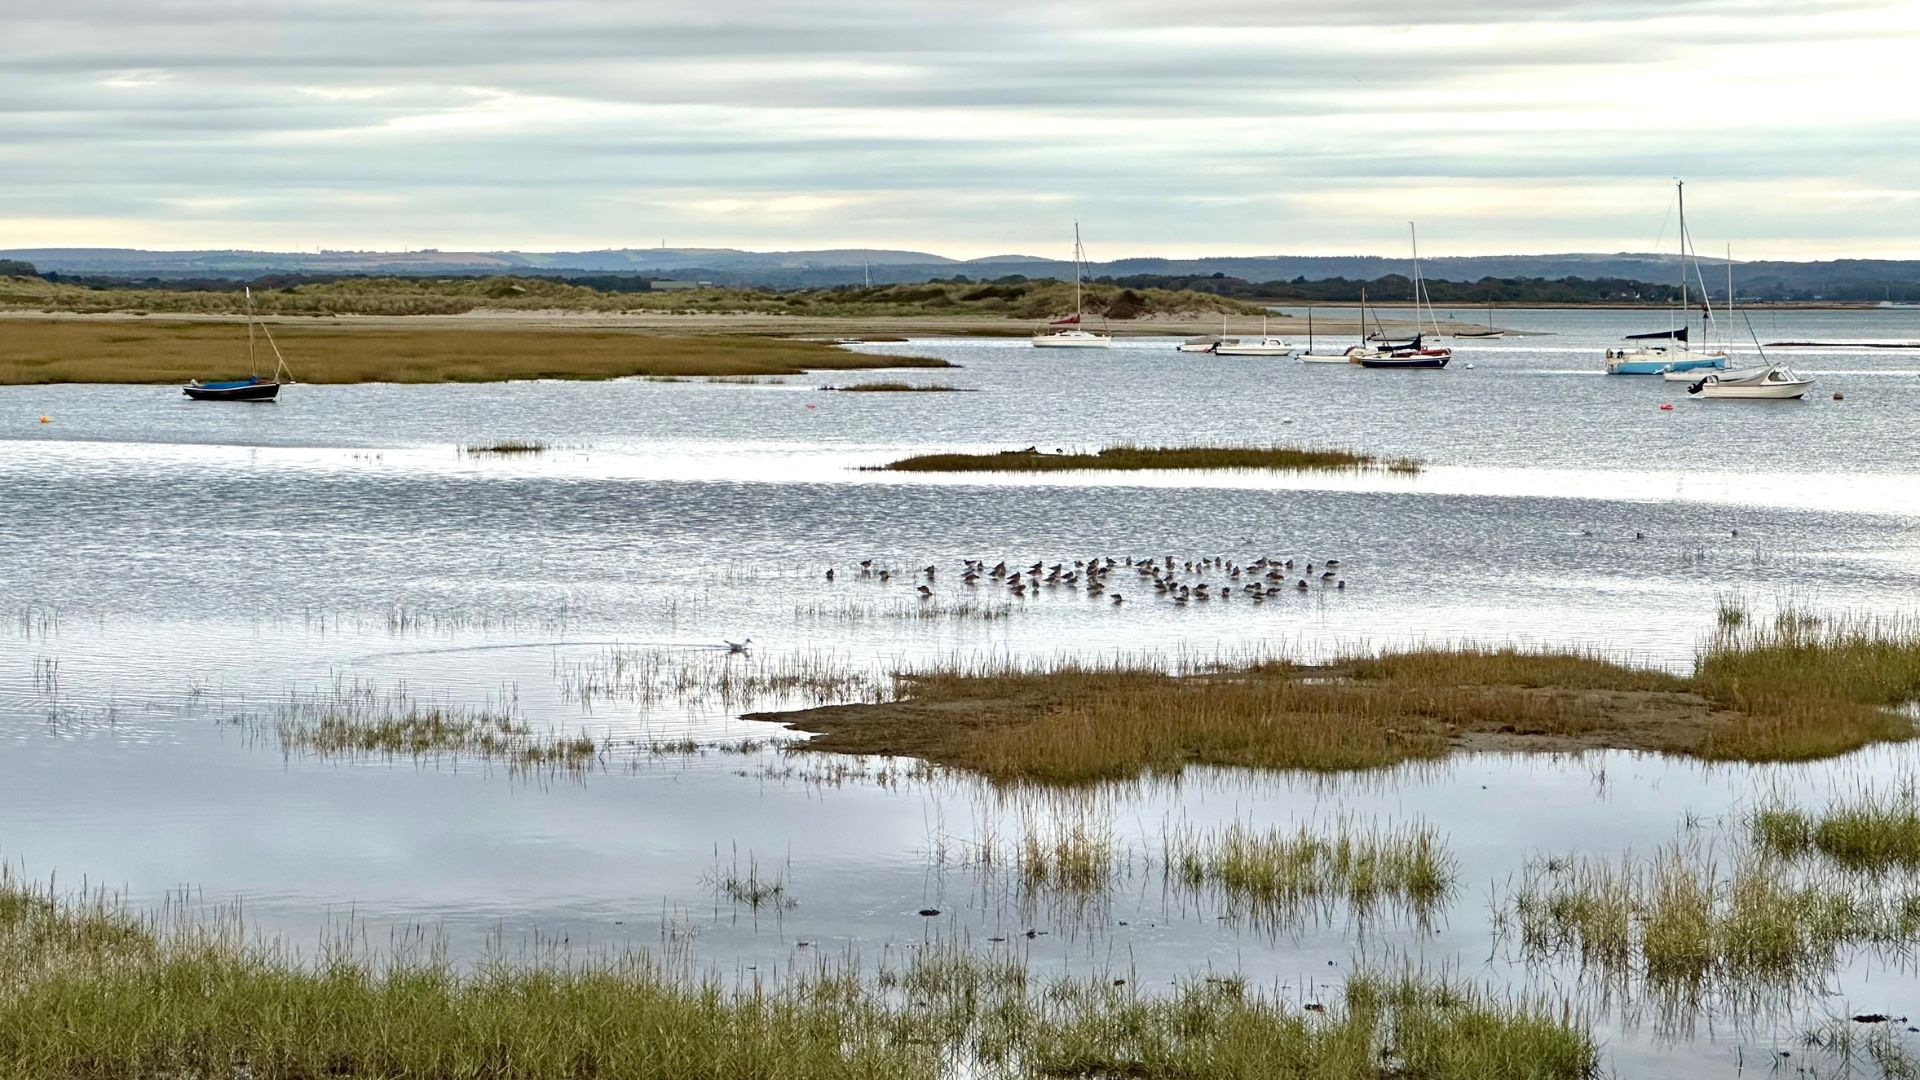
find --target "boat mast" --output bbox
[246,287,258,370]
[1072,220,1084,322]
[1409,222,1439,337]
[1675,180,1688,351]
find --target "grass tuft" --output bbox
[871,444,1419,474]
[1166,818,1456,927]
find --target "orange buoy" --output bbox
[1659,403,1674,411]
[38,415,50,424]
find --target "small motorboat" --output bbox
[1176,337,1220,353]
[181,287,294,401]
[184,376,283,401]
[1216,336,1298,357]
[1687,364,1813,399]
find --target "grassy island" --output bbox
[872,445,1421,474]
[0,319,953,385]
[757,614,1920,785]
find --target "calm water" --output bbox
[6,307,1920,1076]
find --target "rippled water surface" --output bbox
[6,307,1920,1077]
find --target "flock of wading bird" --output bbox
[825,553,1348,606]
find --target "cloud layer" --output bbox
[2,0,1914,257]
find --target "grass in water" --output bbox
[870,444,1420,473]
[1752,781,1920,872]
[1166,818,1456,924]
[0,320,953,384]
[1504,841,1920,994]
[757,616,1920,784]
[825,381,960,392]
[275,681,597,773]
[462,439,547,454]
[0,868,1596,1080]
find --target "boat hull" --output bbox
[1031,333,1111,348]
[1299,354,1357,364]
[1357,353,1450,369]
[1214,344,1298,357]
[1687,368,1812,399]
[183,380,282,401]
[1607,353,1727,375]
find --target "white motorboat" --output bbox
[1217,337,1298,357]
[1176,337,1220,353]
[1215,319,1296,356]
[1032,221,1111,349]
[1687,364,1812,399]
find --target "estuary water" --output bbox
[6,306,1920,1076]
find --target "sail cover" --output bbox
[1625,326,1688,342]
[1049,314,1081,326]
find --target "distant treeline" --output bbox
[0,272,1257,319]
[30,269,659,294]
[1087,273,1687,305]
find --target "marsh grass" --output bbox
[1752,781,1920,873]
[1691,609,1920,761]
[1013,815,1118,896]
[0,865,1595,1080]
[274,680,596,773]
[792,598,1014,624]
[0,319,953,384]
[871,444,1419,474]
[1800,1018,1920,1078]
[709,853,796,910]
[768,620,1920,784]
[554,647,887,711]
[1165,819,1456,925]
[1505,841,1920,995]
[461,439,547,454]
[826,381,961,392]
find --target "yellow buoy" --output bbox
[38,415,50,424]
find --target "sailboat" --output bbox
[1214,315,1297,356]
[1360,225,1453,364]
[182,288,295,401]
[1454,303,1503,339]
[1604,180,1730,375]
[1032,222,1112,348]
[1300,306,1361,363]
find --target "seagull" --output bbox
[726,638,753,654]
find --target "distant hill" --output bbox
[5,246,1919,301]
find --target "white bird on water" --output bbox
[725,638,754,654]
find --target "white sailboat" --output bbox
[1032,222,1112,348]
[1298,307,1359,363]
[1605,180,1730,375]
[1214,316,1297,356]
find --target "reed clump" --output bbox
[1505,842,1920,993]
[1752,782,1920,872]
[1014,815,1117,896]
[872,444,1417,474]
[275,682,597,773]
[0,871,1595,1080]
[1690,609,1920,761]
[0,319,952,384]
[1019,972,1593,1080]
[826,381,960,392]
[462,439,547,454]
[1165,818,1456,922]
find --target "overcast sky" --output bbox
[2,0,1915,259]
